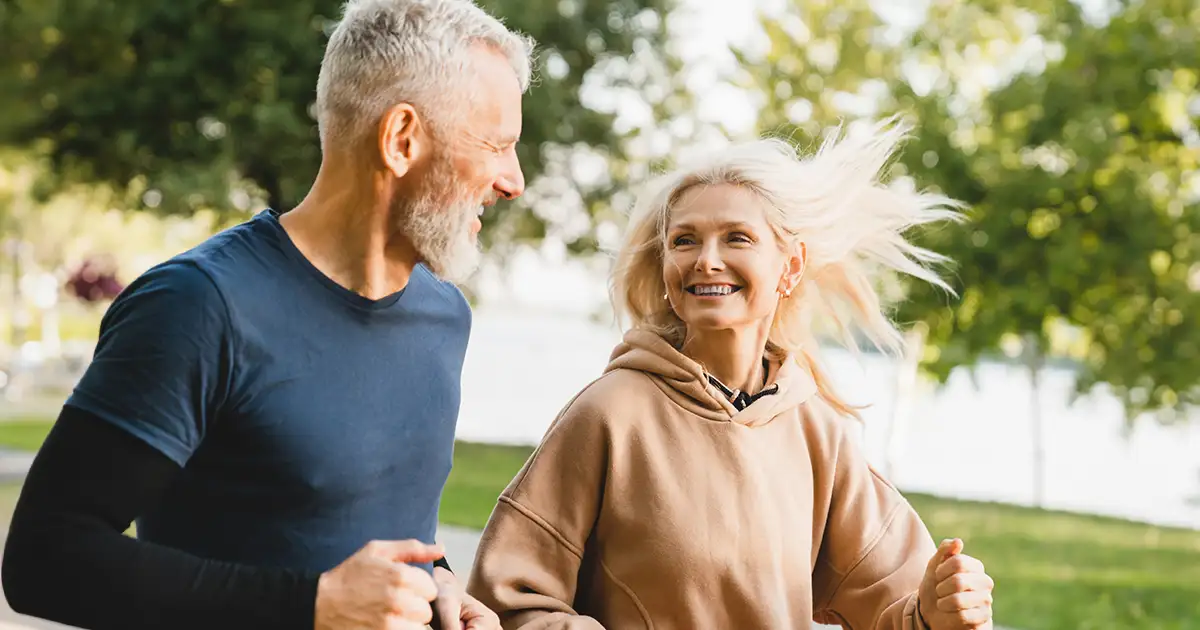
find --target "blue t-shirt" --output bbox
[66,209,471,573]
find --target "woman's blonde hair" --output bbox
[609,117,964,417]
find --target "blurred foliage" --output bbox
[0,150,225,281]
[0,0,674,256]
[3,0,1199,424]
[743,0,1200,423]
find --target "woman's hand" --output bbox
[917,538,994,629]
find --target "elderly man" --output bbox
[2,1,532,629]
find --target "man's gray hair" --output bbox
[316,0,535,147]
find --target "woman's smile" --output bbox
[685,283,743,299]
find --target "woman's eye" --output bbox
[672,236,694,247]
[729,232,752,243]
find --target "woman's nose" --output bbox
[694,241,724,272]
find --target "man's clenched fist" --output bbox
[315,540,445,630]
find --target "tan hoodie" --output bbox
[467,329,937,629]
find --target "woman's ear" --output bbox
[778,241,807,297]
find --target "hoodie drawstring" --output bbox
[705,358,778,411]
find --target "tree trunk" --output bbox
[5,237,30,402]
[1023,333,1046,508]
[8,238,25,350]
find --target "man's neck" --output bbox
[280,164,419,300]
[681,323,771,396]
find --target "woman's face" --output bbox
[662,183,804,335]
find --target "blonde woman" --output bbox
[466,119,996,630]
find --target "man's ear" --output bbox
[378,103,425,177]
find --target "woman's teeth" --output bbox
[689,284,737,296]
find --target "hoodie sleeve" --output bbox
[811,428,937,630]
[466,391,610,630]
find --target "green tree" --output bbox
[741,0,1200,424]
[741,0,1199,526]
[892,0,1200,426]
[1,0,673,256]
[732,0,1031,482]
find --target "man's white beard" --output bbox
[399,194,482,285]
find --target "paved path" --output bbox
[0,451,35,484]
[438,524,486,574]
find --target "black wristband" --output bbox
[916,595,932,630]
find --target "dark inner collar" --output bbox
[706,358,778,411]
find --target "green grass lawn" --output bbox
[439,441,533,528]
[2,420,1197,630]
[0,418,61,452]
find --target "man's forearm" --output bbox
[4,517,320,630]
[1,405,321,630]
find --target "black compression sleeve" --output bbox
[2,405,322,630]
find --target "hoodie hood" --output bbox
[604,329,818,427]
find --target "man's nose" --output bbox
[494,152,525,201]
